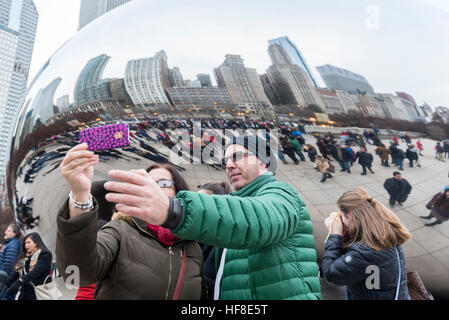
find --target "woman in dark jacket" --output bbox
[56,143,205,300]
[405,145,419,168]
[1,233,52,300]
[317,139,332,161]
[322,187,411,300]
[304,144,318,163]
[420,186,449,227]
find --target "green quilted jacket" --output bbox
[173,173,321,300]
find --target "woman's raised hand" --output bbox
[59,143,99,202]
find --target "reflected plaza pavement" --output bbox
[13,127,449,299]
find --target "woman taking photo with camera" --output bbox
[56,143,205,300]
[322,187,411,300]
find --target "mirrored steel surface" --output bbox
[6,0,449,298]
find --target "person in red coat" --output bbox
[416,140,424,156]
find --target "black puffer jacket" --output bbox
[384,178,412,199]
[5,250,53,300]
[354,151,373,166]
[322,235,410,300]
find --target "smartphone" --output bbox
[80,123,130,151]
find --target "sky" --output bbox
[29,0,449,109]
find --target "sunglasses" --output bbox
[155,179,175,188]
[222,151,254,164]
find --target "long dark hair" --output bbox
[18,233,52,261]
[146,164,190,193]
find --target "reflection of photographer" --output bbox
[322,188,411,300]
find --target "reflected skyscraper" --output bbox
[124,50,171,108]
[214,54,271,114]
[267,44,324,109]
[197,74,212,87]
[316,64,375,94]
[78,0,132,30]
[268,36,319,87]
[74,54,113,105]
[0,0,38,182]
[168,67,184,87]
[30,77,62,127]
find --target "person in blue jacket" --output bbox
[322,187,411,300]
[0,225,22,295]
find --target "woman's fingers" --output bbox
[61,150,96,168]
[63,156,99,172]
[105,193,143,207]
[107,170,152,187]
[103,181,146,197]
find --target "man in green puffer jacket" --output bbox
[104,135,322,300]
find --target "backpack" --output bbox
[328,161,335,173]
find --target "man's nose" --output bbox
[226,159,236,170]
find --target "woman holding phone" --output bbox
[321,187,411,300]
[56,143,206,300]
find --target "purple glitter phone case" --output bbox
[80,123,130,151]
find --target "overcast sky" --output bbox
[29,0,449,109]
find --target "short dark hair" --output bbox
[146,164,190,193]
[393,171,401,176]
[7,224,21,238]
[198,182,232,195]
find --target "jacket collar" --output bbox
[231,172,275,197]
[113,212,184,246]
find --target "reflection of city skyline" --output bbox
[26,34,434,137]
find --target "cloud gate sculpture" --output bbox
[6,0,449,299]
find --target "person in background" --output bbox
[0,225,22,296]
[444,141,449,159]
[290,135,306,162]
[416,140,424,157]
[404,134,412,145]
[197,182,232,300]
[390,143,404,171]
[420,186,449,227]
[375,144,390,167]
[1,233,52,300]
[322,187,411,300]
[405,145,419,168]
[315,155,333,183]
[304,144,318,163]
[279,135,299,165]
[317,139,332,161]
[435,142,445,161]
[354,147,374,175]
[335,144,352,174]
[383,172,412,208]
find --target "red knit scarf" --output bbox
[146,223,180,247]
